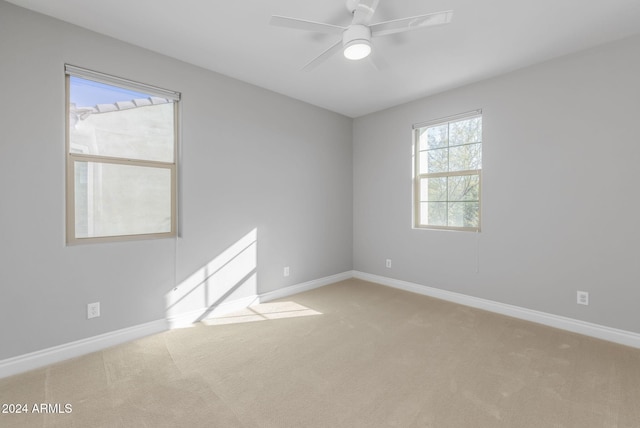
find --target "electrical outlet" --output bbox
[577,291,589,306]
[87,302,100,319]
[385,259,392,268]
[284,266,290,277]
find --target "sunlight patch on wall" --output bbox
[166,228,258,328]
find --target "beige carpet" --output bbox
[1,279,639,427]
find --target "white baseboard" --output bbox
[0,319,168,379]
[353,271,640,349]
[6,268,634,380]
[259,271,354,303]
[0,271,354,379]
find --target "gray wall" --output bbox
[0,1,353,360]
[2,0,639,362]
[354,34,640,334]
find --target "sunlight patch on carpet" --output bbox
[202,301,322,326]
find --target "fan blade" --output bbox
[301,40,343,72]
[270,15,345,35]
[352,0,380,25]
[370,10,453,37]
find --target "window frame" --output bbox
[65,65,180,245]
[413,110,482,232]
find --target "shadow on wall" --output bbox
[166,228,259,328]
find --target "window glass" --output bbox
[414,112,482,231]
[73,162,172,238]
[69,77,175,163]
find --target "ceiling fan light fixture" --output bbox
[343,39,371,60]
[342,24,372,61]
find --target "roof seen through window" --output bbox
[70,76,151,108]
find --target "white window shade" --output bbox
[65,64,180,102]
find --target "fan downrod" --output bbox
[345,0,359,14]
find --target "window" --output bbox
[65,65,180,244]
[413,110,482,231]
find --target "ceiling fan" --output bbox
[270,0,453,71]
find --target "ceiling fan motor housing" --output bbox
[343,24,371,47]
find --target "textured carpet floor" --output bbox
[1,279,640,427]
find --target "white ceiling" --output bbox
[7,0,640,117]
